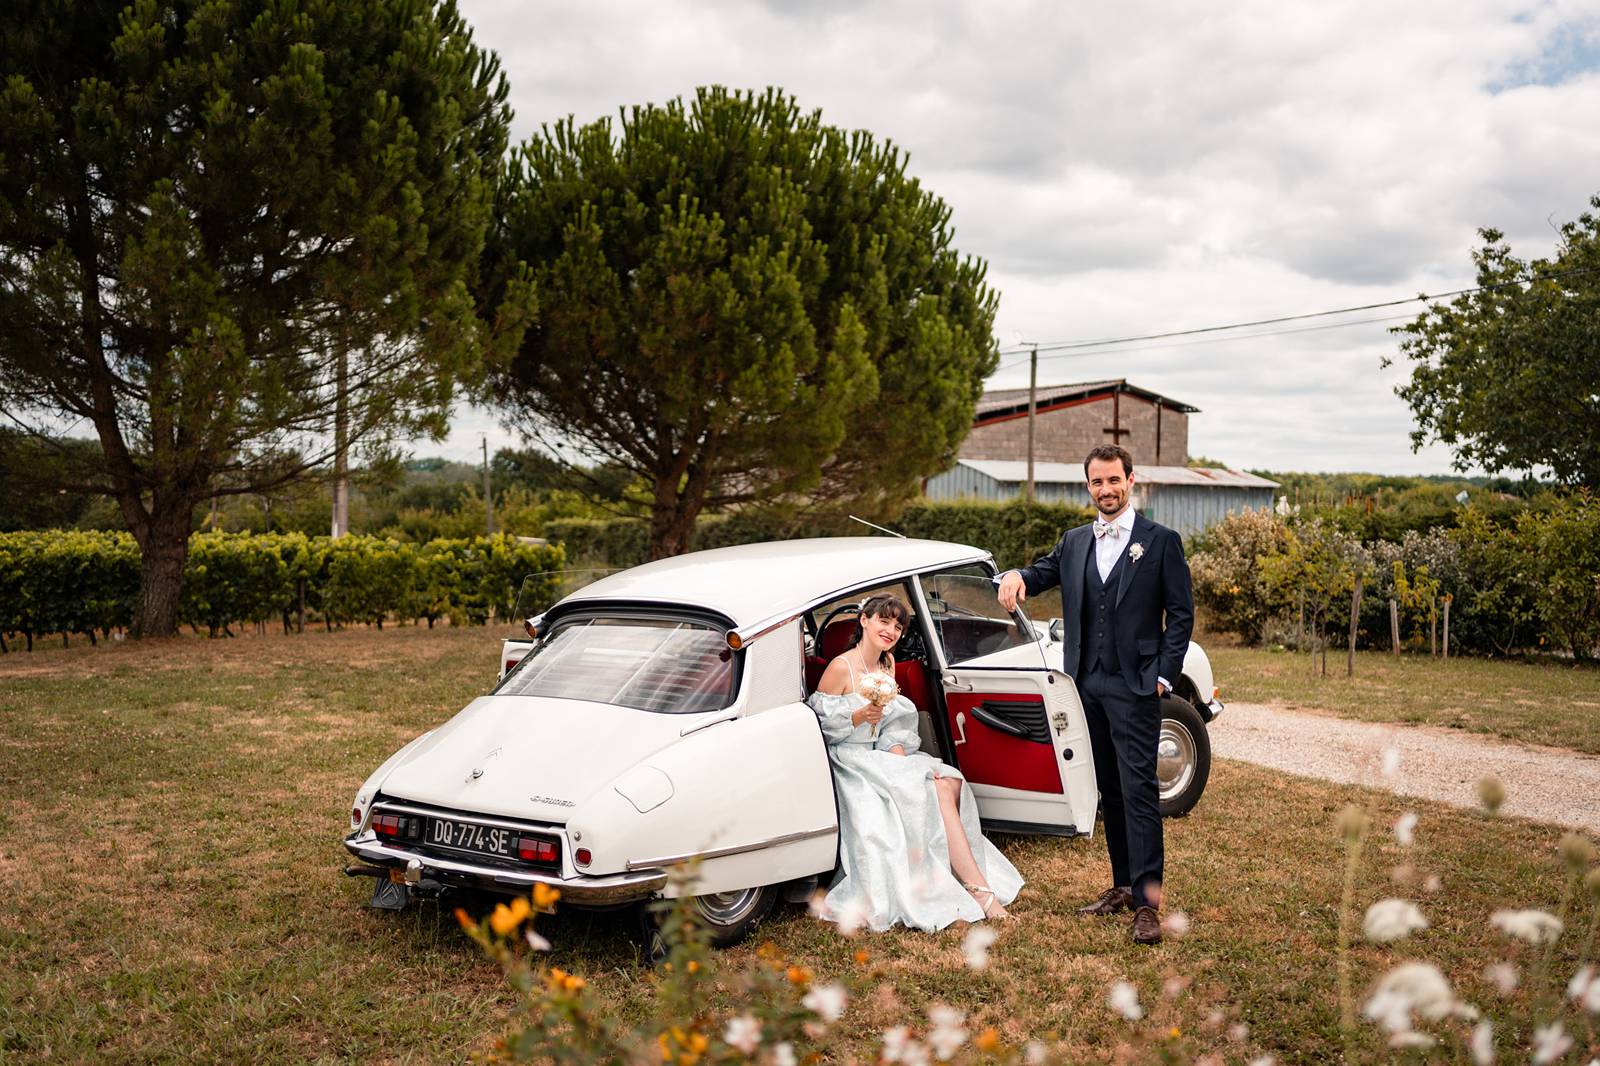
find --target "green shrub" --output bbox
[1187,509,1293,643]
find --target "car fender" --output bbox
[567,701,839,898]
[1179,641,1223,720]
[351,729,435,831]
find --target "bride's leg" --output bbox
[934,775,1008,917]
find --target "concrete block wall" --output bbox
[960,394,1189,469]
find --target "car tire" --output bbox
[688,885,779,947]
[1157,695,1211,818]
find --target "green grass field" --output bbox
[1,627,1595,1063]
[1206,643,1600,754]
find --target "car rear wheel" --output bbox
[1157,695,1211,818]
[691,885,779,946]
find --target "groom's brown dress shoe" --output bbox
[1132,906,1162,945]
[1076,886,1134,917]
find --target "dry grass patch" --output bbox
[0,626,1595,1063]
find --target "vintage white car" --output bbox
[345,538,1224,943]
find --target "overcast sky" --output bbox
[434,0,1600,475]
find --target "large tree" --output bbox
[488,87,999,558]
[0,0,532,635]
[1390,197,1600,486]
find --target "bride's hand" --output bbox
[853,703,885,728]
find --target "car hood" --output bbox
[375,694,703,824]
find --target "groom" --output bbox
[996,444,1193,945]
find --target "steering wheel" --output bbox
[814,603,861,647]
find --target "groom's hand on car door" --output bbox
[996,571,1027,612]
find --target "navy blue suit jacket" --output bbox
[1015,512,1194,696]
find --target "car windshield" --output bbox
[497,617,738,714]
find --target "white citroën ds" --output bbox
[344,538,1224,944]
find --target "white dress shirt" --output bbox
[1093,506,1137,581]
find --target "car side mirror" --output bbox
[1048,618,1064,644]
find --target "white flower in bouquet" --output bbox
[857,669,898,737]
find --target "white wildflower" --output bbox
[1532,1021,1572,1065]
[1484,962,1520,994]
[801,982,847,1023]
[927,1005,967,1061]
[1389,1031,1437,1050]
[1248,1057,1276,1066]
[1363,899,1429,943]
[835,896,870,936]
[807,890,830,920]
[881,1026,913,1063]
[1227,1022,1249,1043]
[1394,811,1418,846]
[1162,910,1192,937]
[1362,962,1456,1032]
[1570,964,1600,1013]
[1470,1020,1495,1065]
[724,1014,762,1055]
[1491,908,1564,945]
[1023,1041,1048,1065]
[1108,980,1143,1021]
[1163,975,1190,999]
[1423,874,1442,893]
[962,925,998,971]
[524,929,552,951]
[1382,747,1401,779]
[772,1042,797,1066]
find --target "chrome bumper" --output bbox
[344,833,668,905]
[1206,697,1225,720]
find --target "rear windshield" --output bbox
[497,618,738,714]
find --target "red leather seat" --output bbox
[804,616,932,716]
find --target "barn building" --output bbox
[924,380,1278,537]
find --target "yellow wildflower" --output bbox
[1168,1026,1182,1039]
[787,965,813,986]
[545,967,584,994]
[686,960,700,974]
[974,1027,1000,1052]
[854,949,871,965]
[454,907,473,932]
[489,897,531,936]
[533,883,561,911]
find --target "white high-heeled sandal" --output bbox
[964,883,1012,920]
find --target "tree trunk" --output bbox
[1442,597,1450,659]
[1347,576,1363,678]
[647,475,701,560]
[131,499,193,638]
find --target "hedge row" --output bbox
[0,531,564,647]
[545,499,1096,573]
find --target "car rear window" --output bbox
[497,618,738,714]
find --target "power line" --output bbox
[996,264,1600,357]
[992,310,1418,373]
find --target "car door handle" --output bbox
[953,711,968,746]
[970,704,1030,739]
[942,673,973,691]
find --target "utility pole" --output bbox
[482,436,495,536]
[331,346,349,539]
[1025,346,1038,502]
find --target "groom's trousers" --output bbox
[1079,664,1165,910]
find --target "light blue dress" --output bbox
[807,668,1024,932]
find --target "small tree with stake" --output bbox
[1261,520,1370,677]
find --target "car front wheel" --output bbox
[1157,695,1212,818]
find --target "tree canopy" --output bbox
[488,86,999,558]
[1390,197,1600,486]
[0,0,533,635]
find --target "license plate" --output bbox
[427,817,516,860]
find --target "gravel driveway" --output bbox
[1211,702,1600,832]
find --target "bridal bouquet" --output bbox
[857,671,899,737]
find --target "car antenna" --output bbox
[848,515,906,539]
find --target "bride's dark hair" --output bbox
[845,593,909,668]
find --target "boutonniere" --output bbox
[1128,542,1146,562]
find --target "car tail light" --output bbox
[351,807,362,826]
[574,847,592,867]
[516,836,559,865]
[373,813,421,840]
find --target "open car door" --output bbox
[915,564,1098,837]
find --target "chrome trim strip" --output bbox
[345,835,667,904]
[624,824,837,871]
[1206,698,1226,719]
[679,712,739,737]
[371,801,560,835]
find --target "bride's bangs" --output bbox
[863,594,909,626]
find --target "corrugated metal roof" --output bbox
[975,379,1201,418]
[954,459,1279,489]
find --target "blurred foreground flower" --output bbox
[1394,812,1418,847]
[489,897,531,937]
[1389,1031,1436,1050]
[1161,910,1191,938]
[1469,1019,1494,1065]
[1478,774,1506,815]
[1558,832,1596,871]
[1530,1021,1571,1064]
[1108,980,1143,1021]
[927,1005,968,1060]
[772,1041,797,1066]
[801,982,847,1024]
[532,883,561,911]
[1569,965,1600,1013]
[1362,962,1457,1032]
[962,925,998,970]
[1484,961,1520,994]
[1490,908,1563,945]
[882,1026,930,1066]
[1381,746,1401,779]
[1363,899,1428,943]
[724,1014,762,1055]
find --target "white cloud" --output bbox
[436,0,1600,473]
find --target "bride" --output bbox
[807,593,1022,931]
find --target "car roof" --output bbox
[557,537,993,629]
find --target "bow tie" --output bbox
[1094,520,1121,540]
